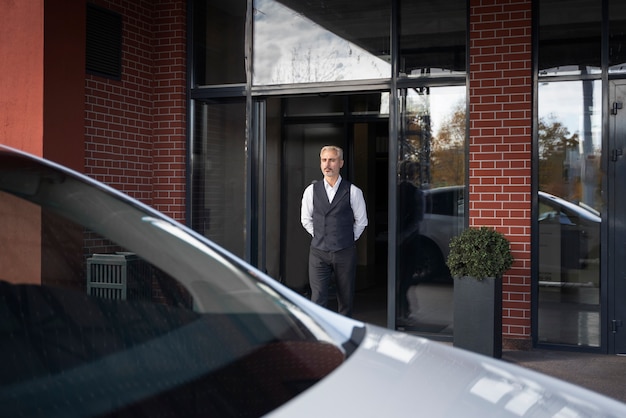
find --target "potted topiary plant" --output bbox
[446,226,514,358]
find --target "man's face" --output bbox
[320,149,344,180]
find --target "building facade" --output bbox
[2,0,626,353]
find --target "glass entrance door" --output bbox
[609,80,626,354]
[537,80,602,347]
[276,94,386,325]
[259,88,467,334]
[395,86,465,337]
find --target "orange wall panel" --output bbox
[0,0,44,156]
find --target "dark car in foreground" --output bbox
[0,145,624,417]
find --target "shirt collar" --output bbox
[324,175,342,190]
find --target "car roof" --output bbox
[538,190,601,223]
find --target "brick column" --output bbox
[85,0,187,223]
[469,0,532,349]
[152,0,187,223]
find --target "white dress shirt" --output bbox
[301,176,368,241]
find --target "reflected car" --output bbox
[415,185,465,281]
[375,185,465,282]
[413,186,601,286]
[0,145,624,418]
[538,190,601,287]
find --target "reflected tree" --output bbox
[538,114,580,198]
[431,101,465,187]
[399,89,432,186]
[271,45,347,83]
[270,42,385,84]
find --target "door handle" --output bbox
[612,148,623,162]
[612,102,623,115]
[612,319,623,333]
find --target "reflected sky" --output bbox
[538,80,602,153]
[253,0,390,85]
[538,79,603,212]
[405,86,466,137]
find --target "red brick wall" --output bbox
[152,1,187,220]
[469,0,532,348]
[85,0,186,222]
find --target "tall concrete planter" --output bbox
[453,276,502,358]
[446,227,513,359]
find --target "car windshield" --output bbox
[0,150,347,417]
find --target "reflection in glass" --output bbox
[396,86,465,334]
[609,0,626,74]
[538,0,601,77]
[191,100,246,258]
[253,0,390,85]
[399,0,466,78]
[537,80,602,347]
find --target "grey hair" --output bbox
[320,145,343,160]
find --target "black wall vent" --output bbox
[86,4,122,79]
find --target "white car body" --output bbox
[1,145,624,417]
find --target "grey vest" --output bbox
[311,179,354,251]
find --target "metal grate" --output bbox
[86,4,122,79]
[87,252,151,300]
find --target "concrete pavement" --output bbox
[502,349,626,404]
[352,282,626,404]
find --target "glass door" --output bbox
[395,86,466,336]
[261,88,466,334]
[609,80,626,354]
[537,80,602,347]
[282,121,348,294]
[269,93,387,324]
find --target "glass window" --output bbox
[253,0,390,85]
[399,0,466,78]
[537,80,602,347]
[539,0,601,77]
[396,86,466,332]
[193,0,246,85]
[609,0,626,74]
[191,100,247,258]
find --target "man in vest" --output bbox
[301,145,368,317]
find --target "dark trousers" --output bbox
[308,245,357,317]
